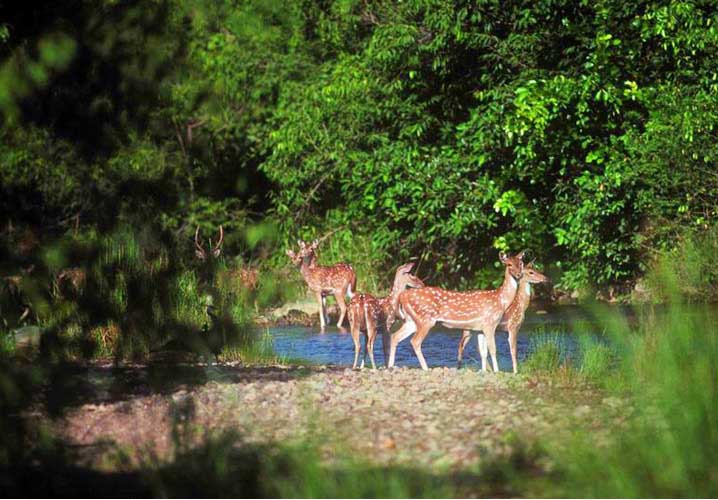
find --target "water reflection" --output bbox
[268,307,590,370]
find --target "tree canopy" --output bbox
[2,0,718,292]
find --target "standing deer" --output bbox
[388,251,525,372]
[457,261,550,373]
[286,239,356,332]
[347,262,425,370]
[194,225,226,362]
[194,225,224,262]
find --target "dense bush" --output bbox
[2,0,718,294]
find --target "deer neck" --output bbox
[384,282,405,319]
[299,256,318,280]
[512,279,532,311]
[498,267,520,310]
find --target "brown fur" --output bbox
[287,240,357,331]
[388,251,526,371]
[347,263,424,369]
[457,263,550,373]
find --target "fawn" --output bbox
[347,262,425,369]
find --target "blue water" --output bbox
[268,308,586,370]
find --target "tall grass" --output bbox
[144,433,457,498]
[644,224,718,302]
[1,224,278,363]
[552,300,718,496]
[522,230,718,497]
[517,229,717,496]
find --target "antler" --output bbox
[195,226,206,259]
[215,226,224,249]
[195,225,224,259]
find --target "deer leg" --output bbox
[457,330,471,368]
[477,333,489,372]
[410,320,436,371]
[322,294,330,325]
[360,331,368,369]
[388,318,417,368]
[381,329,391,368]
[367,317,378,370]
[334,290,347,328]
[350,320,361,370]
[485,327,500,373]
[509,327,519,374]
[317,292,326,332]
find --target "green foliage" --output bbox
[0,222,273,363]
[551,277,718,497]
[577,336,614,381]
[3,0,718,293]
[523,333,565,374]
[0,33,76,120]
[646,224,718,301]
[261,0,718,290]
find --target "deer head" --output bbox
[392,262,425,291]
[195,226,224,261]
[522,260,551,284]
[286,239,319,266]
[499,250,525,280]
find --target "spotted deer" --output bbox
[347,262,425,370]
[286,239,357,332]
[193,226,226,360]
[194,225,224,262]
[457,262,550,373]
[388,251,525,372]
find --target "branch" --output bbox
[296,171,331,220]
[315,225,348,247]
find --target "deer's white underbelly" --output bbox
[438,318,485,330]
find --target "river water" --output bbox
[267,306,594,370]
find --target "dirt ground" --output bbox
[35,361,624,473]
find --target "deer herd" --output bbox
[287,240,550,374]
[2,225,548,374]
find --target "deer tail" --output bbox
[363,300,370,334]
[397,301,406,320]
[347,269,356,299]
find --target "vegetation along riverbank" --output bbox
[2,0,718,497]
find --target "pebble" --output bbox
[51,363,613,471]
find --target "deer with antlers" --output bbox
[457,261,550,373]
[286,239,356,332]
[193,225,227,361]
[347,262,425,370]
[194,225,224,262]
[387,251,526,372]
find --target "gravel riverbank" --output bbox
[45,362,622,472]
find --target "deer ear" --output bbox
[516,249,527,260]
[195,249,207,261]
[212,247,222,258]
[311,239,319,249]
[499,251,508,263]
[402,262,415,273]
[410,275,425,288]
